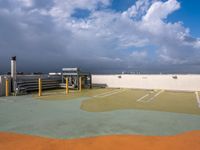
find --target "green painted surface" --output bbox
[0,90,200,139]
[81,89,200,115]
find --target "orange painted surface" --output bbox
[0,131,200,150]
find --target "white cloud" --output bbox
[122,0,150,18]
[0,0,200,73]
[194,40,200,48]
[17,0,33,7]
[49,0,111,18]
[131,50,147,58]
[143,0,180,22]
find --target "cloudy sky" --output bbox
[0,0,200,74]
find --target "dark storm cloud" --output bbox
[0,7,71,73]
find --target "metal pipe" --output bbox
[11,56,16,93]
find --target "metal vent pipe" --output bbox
[11,56,16,93]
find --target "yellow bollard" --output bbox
[38,78,42,96]
[66,77,69,94]
[5,79,9,97]
[79,77,82,92]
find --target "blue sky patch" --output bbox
[110,0,136,12]
[71,8,91,19]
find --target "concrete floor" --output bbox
[0,91,200,139]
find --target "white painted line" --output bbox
[45,91,65,94]
[99,89,127,98]
[43,92,65,95]
[0,98,14,102]
[93,90,116,97]
[137,90,157,102]
[0,98,8,101]
[136,94,149,102]
[145,90,164,102]
[93,89,121,97]
[195,91,200,108]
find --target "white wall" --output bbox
[92,74,200,91]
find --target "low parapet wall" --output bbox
[92,74,200,91]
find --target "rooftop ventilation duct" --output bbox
[11,56,16,93]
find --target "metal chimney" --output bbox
[11,56,16,93]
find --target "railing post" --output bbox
[5,79,9,97]
[79,77,82,92]
[66,77,69,94]
[38,78,42,96]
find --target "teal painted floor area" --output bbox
[0,95,200,139]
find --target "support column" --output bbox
[5,79,9,97]
[79,77,82,92]
[66,77,69,94]
[38,78,42,96]
[90,74,92,89]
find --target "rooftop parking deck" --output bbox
[0,88,200,139]
[34,88,200,115]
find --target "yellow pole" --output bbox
[5,79,9,97]
[38,78,42,96]
[79,77,82,92]
[66,77,69,94]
